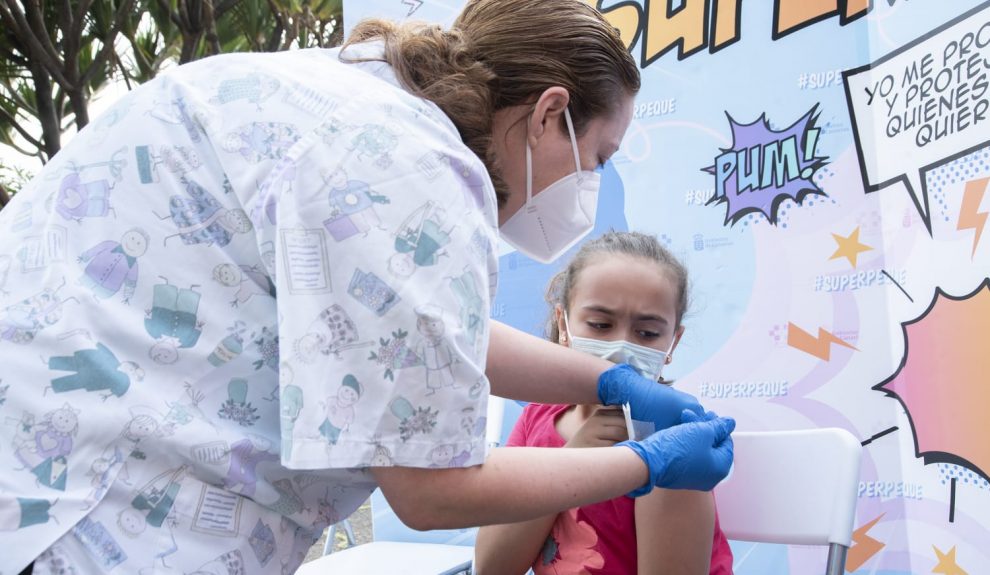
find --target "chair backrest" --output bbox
[713,428,863,547]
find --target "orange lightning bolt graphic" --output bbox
[957,178,988,259]
[845,514,886,571]
[786,322,858,360]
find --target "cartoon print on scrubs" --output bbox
[208,321,248,366]
[84,96,134,145]
[134,144,203,184]
[77,227,149,304]
[212,262,276,308]
[280,367,304,455]
[318,374,363,446]
[211,73,281,108]
[18,225,68,274]
[118,464,190,537]
[0,279,76,344]
[468,227,498,295]
[223,435,278,496]
[148,97,211,143]
[293,304,371,364]
[428,443,472,468]
[191,548,246,575]
[218,377,260,427]
[267,478,306,517]
[12,403,79,491]
[222,122,300,164]
[51,147,127,222]
[73,515,127,569]
[348,268,400,316]
[45,342,145,400]
[0,497,58,531]
[415,150,447,182]
[388,395,438,442]
[449,268,484,355]
[314,117,352,149]
[115,408,164,461]
[367,327,422,381]
[83,447,124,509]
[249,518,277,567]
[370,441,393,466]
[144,279,204,365]
[156,178,252,248]
[390,200,453,278]
[322,167,390,241]
[252,325,279,371]
[348,123,398,170]
[279,228,332,295]
[0,254,12,294]
[163,382,217,433]
[414,304,457,394]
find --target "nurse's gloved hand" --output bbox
[618,409,735,495]
[597,363,704,431]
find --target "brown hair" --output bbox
[545,231,689,343]
[343,0,640,206]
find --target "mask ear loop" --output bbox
[525,137,534,208]
[561,310,572,343]
[563,107,583,177]
[662,333,677,366]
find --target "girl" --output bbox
[475,231,733,574]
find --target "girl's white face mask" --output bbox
[563,312,675,382]
[499,108,601,264]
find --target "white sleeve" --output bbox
[254,92,500,470]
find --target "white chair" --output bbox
[299,396,512,574]
[713,428,863,575]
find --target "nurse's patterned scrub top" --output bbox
[0,41,499,574]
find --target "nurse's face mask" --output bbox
[499,108,601,264]
[563,311,675,383]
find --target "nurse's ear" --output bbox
[527,87,570,150]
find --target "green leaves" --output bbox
[0,0,343,174]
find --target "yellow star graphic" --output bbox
[932,544,968,575]
[829,226,873,268]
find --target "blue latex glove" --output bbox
[598,363,704,432]
[618,409,735,495]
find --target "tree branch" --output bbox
[0,105,42,149]
[71,0,95,41]
[155,0,184,29]
[0,0,70,86]
[0,183,11,209]
[22,0,71,83]
[80,0,137,87]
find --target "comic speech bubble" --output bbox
[874,279,990,483]
[703,105,827,225]
[843,3,990,235]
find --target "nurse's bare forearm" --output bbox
[372,446,646,531]
[486,320,609,405]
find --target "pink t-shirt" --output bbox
[507,402,734,575]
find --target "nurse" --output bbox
[0,0,733,572]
